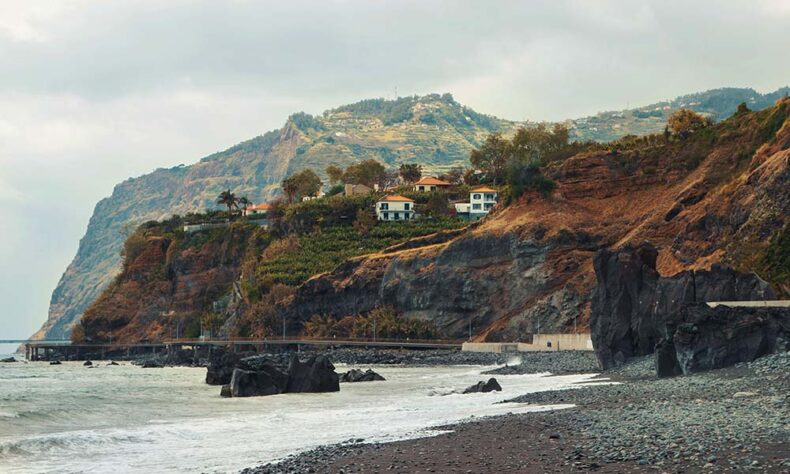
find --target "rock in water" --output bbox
[463,377,502,394]
[206,349,244,385]
[220,384,232,398]
[339,368,386,383]
[141,359,164,368]
[1,357,17,363]
[49,360,62,365]
[83,360,93,366]
[286,354,340,393]
[229,364,288,397]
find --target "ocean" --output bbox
[0,360,600,473]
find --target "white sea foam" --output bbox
[0,361,599,473]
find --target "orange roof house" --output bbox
[414,177,452,191]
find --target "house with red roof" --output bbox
[376,195,415,221]
[414,176,451,192]
[243,203,271,217]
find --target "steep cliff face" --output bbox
[75,222,264,343]
[273,100,790,340]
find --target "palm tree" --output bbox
[238,196,250,216]
[217,189,239,220]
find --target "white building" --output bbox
[243,203,271,217]
[414,177,452,192]
[455,186,497,219]
[376,195,415,221]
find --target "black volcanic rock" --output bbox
[339,368,386,383]
[286,354,340,393]
[671,305,790,374]
[206,349,245,385]
[463,377,502,394]
[229,367,288,397]
[1,357,17,363]
[590,242,775,370]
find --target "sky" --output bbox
[1,0,789,340]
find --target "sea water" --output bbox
[0,360,600,473]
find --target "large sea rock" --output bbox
[339,368,386,383]
[217,353,339,397]
[590,242,777,370]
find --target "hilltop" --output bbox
[35,87,789,340]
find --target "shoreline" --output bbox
[243,352,790,473]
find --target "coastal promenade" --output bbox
[5,337,464,361]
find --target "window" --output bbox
[472,203,481,210]
[404,203,410,210]
[380,203,389,210]
[418,186,425,191]
[485,193,495,201]
[382,212,389,220]
[394,212,400,220]
[484,203,493,210]
[472,194,481,200]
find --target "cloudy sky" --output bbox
[1,0,789,341]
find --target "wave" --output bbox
[0,430,146,459]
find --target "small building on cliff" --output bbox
[414,177,451,192]
[455,186,498,220]
[376,195,415,221]
[243,203,271,217]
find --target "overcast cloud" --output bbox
[1,0,789,341]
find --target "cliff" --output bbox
[37,88,790,340]
[273,99,790,340]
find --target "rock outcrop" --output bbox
[463,377,502,394]
[669,304,790,374]
[218,354,339,397]
[591,242,780,371]
[339,368,386,383]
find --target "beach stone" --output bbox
[49,360,62,365]
[0,357,16,363]
[83,360,92,366]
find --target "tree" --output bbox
[439,166,465,185]
[282,169,323,203]
[353,207,376,235]
[238,196,250,214]
[399,163,422,183]
[735,102,751,116]
[326,165,344,184]
[326,183,344,197]
[668,109,712,139]
[342,159,387,187]
[510,123,569,166]
[217,189,239,219]
[422,193,450,218]
[469,133,510,184]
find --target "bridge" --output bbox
[10,337,463,361]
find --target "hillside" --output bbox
[74,98,790,344]
[35,88,789,340]
[273,99,790,341]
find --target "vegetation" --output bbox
[399,163,422,183]
[282,169,323,203]
[667,109,713,139]
[759,224,790,295]
[254,217,465,287]
[304,306,440,340]
[217,189,239,219]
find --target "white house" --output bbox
[414,177,452,192]
[243,203,271,217]
[455,186,497,219]
[376,195,415,221]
